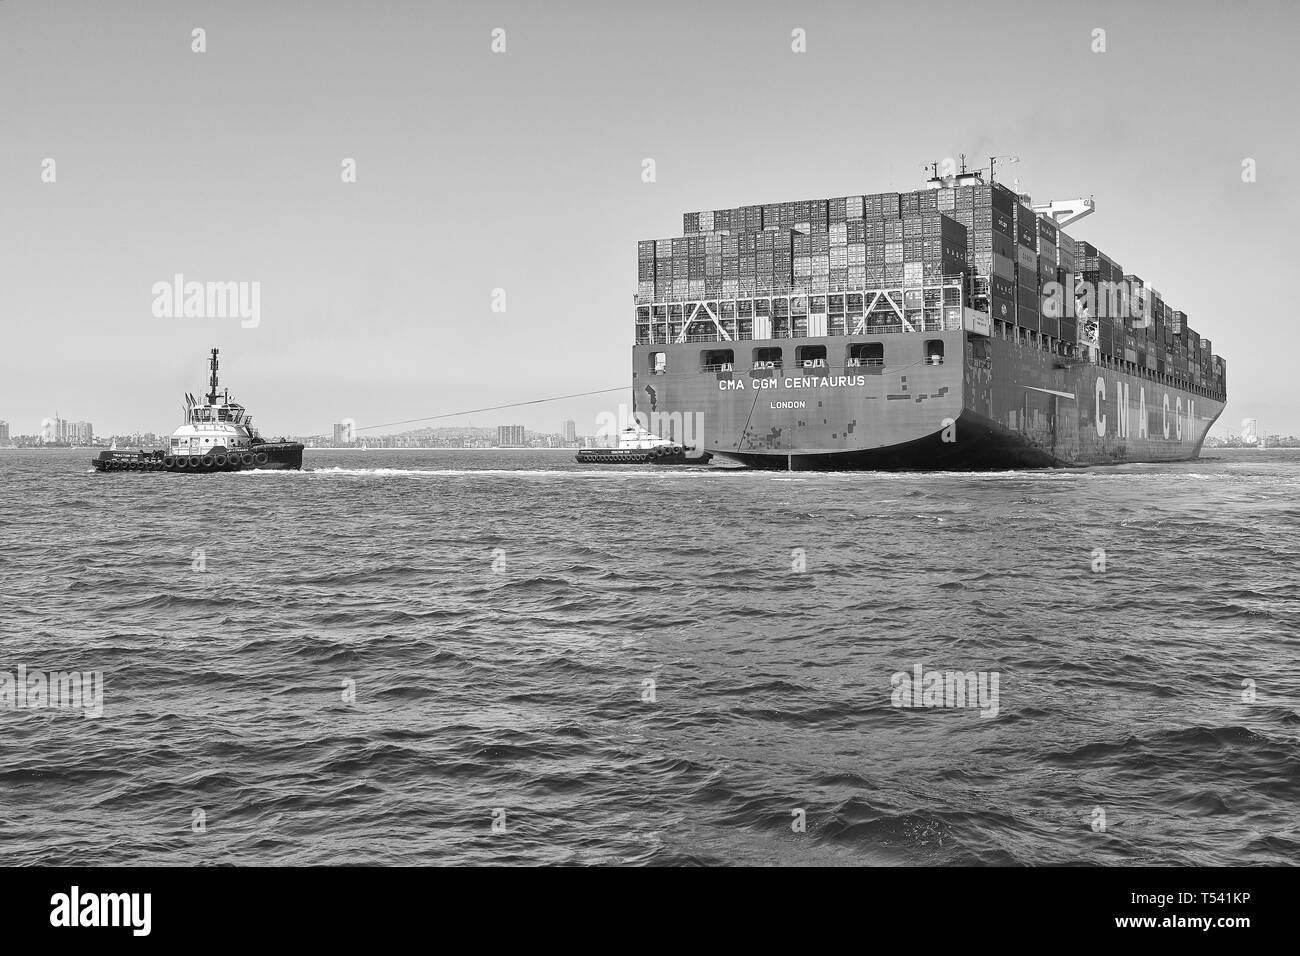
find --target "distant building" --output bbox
[333,421,355,445]
[497,424,525,447]
[41,417,93,444]
[563,419,577,442]
[43,415,67,443]
[0,421,8,443]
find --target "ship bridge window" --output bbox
[649,351,666,374]
[925,340,945,365]
[752,347,782,369]
[847,343,884,368]
[796,345,827,369]
[701,349,734,372]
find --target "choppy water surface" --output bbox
[1,447,1297,865]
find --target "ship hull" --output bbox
[632,330,1224,470]
[92,442,304,473]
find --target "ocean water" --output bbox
[1,447,1297,866]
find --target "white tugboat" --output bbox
[92,349,304,473]
[575,423,712,465]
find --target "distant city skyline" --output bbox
[0,402,1274,448]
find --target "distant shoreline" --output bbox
[304,446,581,452]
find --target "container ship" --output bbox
[631,160,1226,469]
[92,349,304,473]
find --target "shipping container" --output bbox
[871,192,901,220]
[1095,318,1117,352]
[989,293,1015,324]
[1036,215,1058,246]
[991,208,1013,238]
[1014,204,1037,248]
[991,183,1016,215]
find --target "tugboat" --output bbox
[575,424,713,465]
[91,349,304,473]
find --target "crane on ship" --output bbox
[924,153,1097,229]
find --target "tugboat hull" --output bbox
[93,442,304,473]
[575,447,712,465]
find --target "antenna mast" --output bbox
[207,348,220,405]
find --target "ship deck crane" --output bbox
[1031,197,1096,229]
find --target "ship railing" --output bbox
[634,274,968,306]
[636,318,962,345]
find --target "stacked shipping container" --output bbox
[663,194,966,297]
[643,183,1223,394]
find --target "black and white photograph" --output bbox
[0,0,1293,934]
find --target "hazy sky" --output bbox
[2,0,1297,437]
